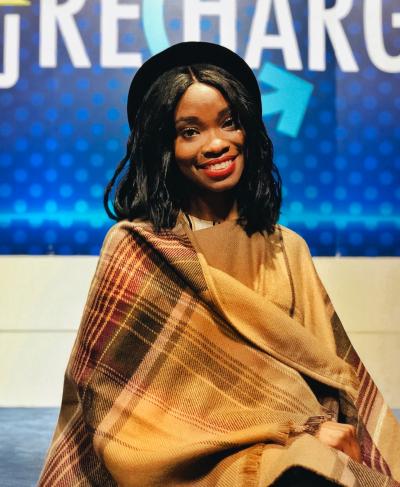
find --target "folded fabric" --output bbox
[38,216,400,486]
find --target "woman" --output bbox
[38,42,400,486]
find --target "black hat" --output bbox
[127,41,261,129]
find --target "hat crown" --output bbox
[127,41,261,129]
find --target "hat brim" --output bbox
[127,41,261,129]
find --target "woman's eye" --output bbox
[222,117,236,128]
[181,128,198,138]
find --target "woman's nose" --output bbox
[202,132,230,158]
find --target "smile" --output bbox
[199,156,237,179]
[197,154,237,169]
[205,159,234,170]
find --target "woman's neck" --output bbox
[184,191,238,222]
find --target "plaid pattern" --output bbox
[38,219,400,486]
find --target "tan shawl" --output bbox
[38,216,400,486]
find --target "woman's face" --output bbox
[174,82,245,195]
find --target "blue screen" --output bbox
[0,0,399,255]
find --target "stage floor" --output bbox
[1,408,400,487]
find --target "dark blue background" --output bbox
[0,0,399,255]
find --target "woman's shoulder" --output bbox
[275,223,307,246]
[274,224,311,258]
[100,219,153,253]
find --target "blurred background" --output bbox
[0,1,399,485]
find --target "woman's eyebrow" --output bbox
[218,107,232,118]
[175,116,200,125]
[175,108,232,125]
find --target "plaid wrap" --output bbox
[38,217,400,486]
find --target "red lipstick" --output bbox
[198,155,237,179]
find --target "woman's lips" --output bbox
[197,155,237,179]
[197,154,236,168]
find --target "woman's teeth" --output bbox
[207,159,232,170]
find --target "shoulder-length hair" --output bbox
[104,63,282,235]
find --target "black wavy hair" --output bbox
[104,63,282,235]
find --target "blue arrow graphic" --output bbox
[258,62,313,138]
[142,0,170,56]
